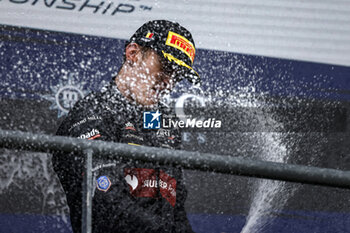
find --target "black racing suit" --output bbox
[52,81,194,233]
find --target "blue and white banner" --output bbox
[1,0,350,66]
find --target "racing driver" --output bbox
[52,20,200,232]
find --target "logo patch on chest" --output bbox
[96,176,111,192]
[124,168,177,206]
[78,128,101,140]
[125,122,136,131]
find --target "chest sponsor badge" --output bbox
[78,128,101,140]
[96,176,111,192]
[124,168,177,207]
[125,122,136,131]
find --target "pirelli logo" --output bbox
[165,31,195,64]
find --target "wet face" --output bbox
[118,44,175,107]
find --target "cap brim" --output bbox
[179,66,200,85]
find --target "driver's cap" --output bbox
[128,20,200,84]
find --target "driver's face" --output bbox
[128,50,176,106]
